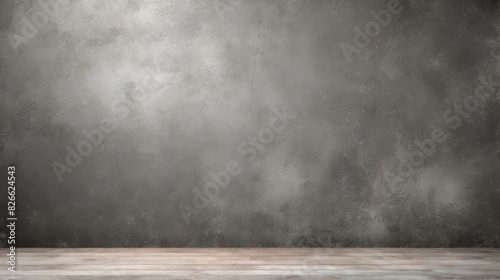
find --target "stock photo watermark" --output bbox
[8,0,69,53]
[294,68,500,276]
[178,106,296,225]
[382,67,500,192]
[51,66,167,182]
[340,0,404,63]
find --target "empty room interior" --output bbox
[0,0,499,279]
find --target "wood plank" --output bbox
[0,248,499,279]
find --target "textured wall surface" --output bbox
[0,0,499,247]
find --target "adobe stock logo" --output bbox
[179,106,296,225]
[383,67,500,192]
[51,65,167,183]
[8,0,69,53]
[340,0,403,63]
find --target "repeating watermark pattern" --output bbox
[212,0,242,21]
[382,67,500,194]
[51,65,167,182]
[298,29,500,279]
[340,0,404,63]
[179,106,296,225]
[8,0,69,53]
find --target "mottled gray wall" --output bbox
[0,0,499,247]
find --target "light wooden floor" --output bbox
[0,248,499,279]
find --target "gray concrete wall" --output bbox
[0,0,499,247]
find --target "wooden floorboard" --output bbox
[0,248,499,279]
